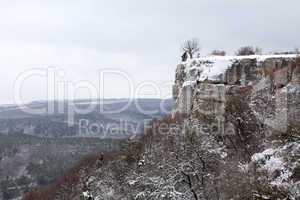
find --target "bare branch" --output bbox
[182,38,201,59]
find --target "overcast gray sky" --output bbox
[0,0,299,104]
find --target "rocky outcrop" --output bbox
[172,54,300,199]
[173,55,299,128]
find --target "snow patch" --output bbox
[128,179,138,186]
[251,148,275,161]
[264,156,284,173]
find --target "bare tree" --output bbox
[182,38,201,59]
[211,50,226,56]
[236,46,255,56]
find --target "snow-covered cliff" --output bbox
[173,54,299,113]
[172,54,300,199]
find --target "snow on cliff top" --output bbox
[183,54,297,83]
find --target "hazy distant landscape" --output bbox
[0,98,173,199]
[0,99,173,138]
[0,134,121,200]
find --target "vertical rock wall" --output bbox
[173,55,299,134]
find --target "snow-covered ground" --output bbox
[251,142,300,197]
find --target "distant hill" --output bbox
[0,98,174,138]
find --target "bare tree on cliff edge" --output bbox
[182,38,201,61]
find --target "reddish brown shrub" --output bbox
[23,151,117,200]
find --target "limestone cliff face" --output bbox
[173,55,299,130]
[172,55,300,198]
